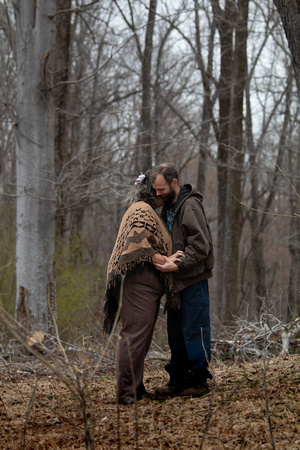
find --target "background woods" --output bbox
[0,0,299,334]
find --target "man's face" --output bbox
[152,174,177,203]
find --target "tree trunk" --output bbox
[274,0,300,321]
[54,0,72,238]
[274,0,300,96]
[137,0,157,173]
[211,0,235,321]
[194,1,216,193]
[288,133,300,320]
[14,0,56,333]
[245,69,266,318]
[224,0,248,321]
[212,0,248,322]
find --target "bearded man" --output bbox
[150,163,214,397]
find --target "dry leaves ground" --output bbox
[0,354,299,449]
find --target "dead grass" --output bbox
[0,354,299,449]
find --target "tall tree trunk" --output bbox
[137,0,157,173]
[194,1,216,193]
[212,0,248,322]
[245,68,266,318]
[14,0,56,333]
[274,1,300,321]
[54,0,72,238]
[274,1,300,96]
[288,131,300,320]
[224,0,248,321]
[211,0,235,321]
[197,96,210,194]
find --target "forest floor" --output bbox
[0,351,299,449]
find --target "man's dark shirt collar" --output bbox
[165,185,190,211]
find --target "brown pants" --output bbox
[117,268,164,397]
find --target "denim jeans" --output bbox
[165,279,212,381]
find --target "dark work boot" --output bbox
[155,366,189,397]
[179,368,211,397]
[179,382,209,397]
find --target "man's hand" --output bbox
[169,250,184,263]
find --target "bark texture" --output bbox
[54,0,72,238]
[14,0,56,332]
[274,0,300,95]
[212,0,249,321]
[273,0,300,319]
[137,0,157,172]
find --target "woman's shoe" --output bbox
[118,394,135,405]
[118,388,150,405]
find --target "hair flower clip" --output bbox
[134,173,146,185]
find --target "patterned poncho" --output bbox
[103,201,176,333]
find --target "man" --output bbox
[150,163,214,397]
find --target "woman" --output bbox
[103,171,183,405]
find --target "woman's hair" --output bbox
[125,170,157,210]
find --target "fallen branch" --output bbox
[212,316,300,360]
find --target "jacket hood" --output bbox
[174,184,203,211]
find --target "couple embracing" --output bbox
[103,163,214,405]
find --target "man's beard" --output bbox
[161,185,176,203]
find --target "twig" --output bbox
[75,372,94,450]
[114,275,125,450]
[21,375,40,449]
[0,306,95,449]
[262,355,276,450]
[198,327,217,449]
[123,333,139,449]
[199,390,218,450]
[47,287,69,364]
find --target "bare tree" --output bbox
[194,0,216,193]
[13,1,56,332]
[54,0,72,238]
[274,0,300,96]
[287,137,300,320]
[139,0,157,171]
[114,0,158,172]
[211,0,249,322]
[1,0,298,332]
[264,0,300,319]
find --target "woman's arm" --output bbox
[152,251,185,272]
[151,253,166,265]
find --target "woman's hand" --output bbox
[151,253,166,265]
[152,251,184,272]
[153,255,181,272]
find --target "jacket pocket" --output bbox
[205,249,214,270]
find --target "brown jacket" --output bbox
[161,184,214,293]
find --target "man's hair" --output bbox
[149,162,179,184]
[125,170,157,209]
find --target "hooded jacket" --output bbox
[161,184,214,293]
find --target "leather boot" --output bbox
[179,368,210,397]
[155,367,190,397]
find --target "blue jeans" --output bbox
[165,280,212,381]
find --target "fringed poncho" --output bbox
[103,201,178,333]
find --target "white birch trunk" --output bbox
[14,0,56,332]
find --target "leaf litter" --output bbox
[0,354,299,449]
